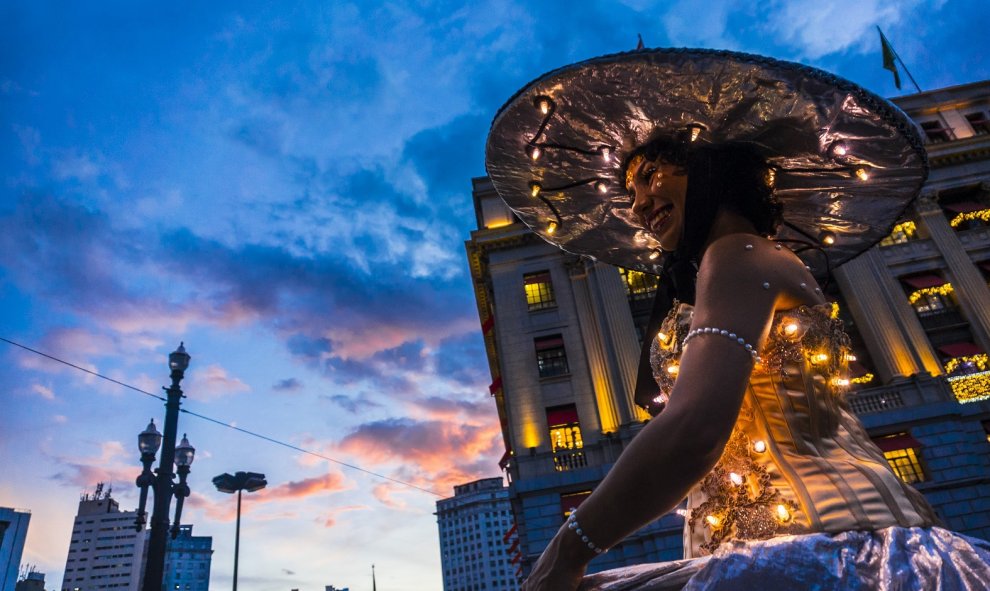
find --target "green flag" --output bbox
[878,28,901,90]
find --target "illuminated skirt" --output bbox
[580,527,990,590]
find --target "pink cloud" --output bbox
[187,364,251,400]
[321,504,369,528]
[186,471,351,523]
[50,441,140,490]
[31,383,55,400]
[336,417,504,494]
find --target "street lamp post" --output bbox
[134,343,195,591]
[212,471,267,591]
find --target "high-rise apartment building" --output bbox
[0,508,31,591]
[435,477,521,591]
[14,572,45,591]
[163,525,212,591]
[60,485,147,591]
[465,79,990,576]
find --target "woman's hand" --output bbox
[520,527,589,591]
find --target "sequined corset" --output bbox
[650,303,938,558]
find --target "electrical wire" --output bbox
[1,336,443,497]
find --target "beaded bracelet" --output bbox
[566,512,608,555]
[683,326,762,364]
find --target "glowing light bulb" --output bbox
[783,323,799,337]
[690,126,702,142]
[855,167,870,181]
[765,168,776,188]
[528,146,541,160]
[820,231,836,246]
[812,352,829,365]
[845,353,857,362]
[706,515,721,527]
[729,472,743,486]
[666,364,679,375]
[776,504,791,522]
[595,180,608,193]
[536,97,551,115]
[653,393,669,405]
[675,508,688,517]
[529,182,542,198]
[831,377,851,387]
[753,440,767,453]
[601,146,611,161]
[546,221,558,234]
[830,142,848,157]
[649,250,661,260]
[656,331,669,344]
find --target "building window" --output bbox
[901,275,954,317]
[559,491,592,520]
[965,111,990,135]
[939,343,986,375]
[618,268,659,300]
[535,335,569,378]
[920,120,953,143]
[523,272,556,311]
[546,405,586,472]
[879,220,917,246]
[874,433,926,484]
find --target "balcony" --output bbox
[553,450,587,472]
[918,308,966,331]
[845,376,956,416]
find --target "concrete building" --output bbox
[435,478,521,591]
[0,508,31,591]
[14,572,45,591]
[465,80,990,576]
[60,485,147,591]
[163,525,212,591]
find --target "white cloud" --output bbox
[32,384,55,400]
[188,363,251,400]
[764,0,922,59]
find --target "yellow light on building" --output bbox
[947,370,990,404]
[908,283,953,305]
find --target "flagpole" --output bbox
[876,26,923,93]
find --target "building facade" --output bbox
[14,572,45,591]
[465,80,990,575]
[60,485,147,591]
[0,508,31,591]
[435,477,522,591]
[163,525,212,591]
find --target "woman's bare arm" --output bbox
[521,235,812,590]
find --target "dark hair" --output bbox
[626,137,781,253]
[625,136,782,303]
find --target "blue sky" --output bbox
[2,1,989,590]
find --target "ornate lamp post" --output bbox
[212,471,267,591]
[134,343,195,591]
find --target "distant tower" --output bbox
[435,477,521,591]
[60,484,147,591]
[0,508,31,591]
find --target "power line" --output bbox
[1,335,443,498]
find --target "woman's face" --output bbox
[626,155,689,251]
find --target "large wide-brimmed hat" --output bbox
[485,48,927,275]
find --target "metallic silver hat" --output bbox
[485,48,928,274]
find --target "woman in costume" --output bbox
[484,49,990,590]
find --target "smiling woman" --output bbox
[485,47,990,591]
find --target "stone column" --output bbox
[835,248,941,381]
[916,190,990,355]
[589,262,649,423]
[566,258,625,432]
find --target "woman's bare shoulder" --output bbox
[697,233,823,312]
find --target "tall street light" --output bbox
[134,343,195,591]
[213,471,267,591]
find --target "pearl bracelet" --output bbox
[683,326,762,364]
[566,512,607,555]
